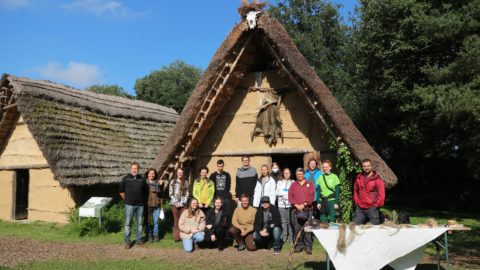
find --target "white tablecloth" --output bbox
[311,226,447,270]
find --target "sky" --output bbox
[0,0,357,95]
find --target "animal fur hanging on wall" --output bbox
[251,88,284,146]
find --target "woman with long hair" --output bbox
[270,162,283,182]
[144,168,163,242]
[276,167,293,242]
[253,164,277,207]
[169,168,189,242]
[204,197,230,250]
[178,198,206,252]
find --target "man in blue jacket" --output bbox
[304,158,322,218]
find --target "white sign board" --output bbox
[79,197,112,218]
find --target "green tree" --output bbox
[135,60,202,113]
[85,84,132,99]
[269,0,359,119]
[351,0,480,211]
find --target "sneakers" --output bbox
[154,235,160,242]
[124,242,131,249]
[273,248,281,255]
[237,244,246,251]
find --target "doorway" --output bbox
[13,169,29,220]
[271,154,305,177]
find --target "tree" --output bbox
[268,0,359,119]
[350,0,480,211]
[85,84,133,99]
[135,60,202,113]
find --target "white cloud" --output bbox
[0,0,31,10]
[60,0,135,17]
[35,61,104,88]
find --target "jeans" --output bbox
[354,207,380,225]
[291,209,313,250]
[145,206,160,236]
[124,204,144,244]
[182,232,205,252]
[279,207,292,241]
[253,226,282,249]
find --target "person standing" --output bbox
[353,159,385,225]
[169,168,190,242]
[209,159,232,214]
[289,168,315,254]
[316,160,341,223]
[253,196,282,255]
[193,167,215,213]
[229,194,257,251]
[144,168,163,242]
[178,198,206,253]
[304,158,322,218]
[235,156,258,206]
[253,164,277,207]
[119,162,148,249]
[270,162,283,182]
[276,168,293,242]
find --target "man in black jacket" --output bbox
[253,196,282,255]
[119,162,148,249]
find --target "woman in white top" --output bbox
[276,168,293,242]
[253,164,277,207]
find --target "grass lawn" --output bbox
[0,207,478,270]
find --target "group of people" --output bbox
[118,156,385,255]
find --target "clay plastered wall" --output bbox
[195,71,330,156]
[195,156,270,198]
[28,169,75,223]
[0,117,48,168]
[0,171,13,220]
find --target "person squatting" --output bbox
[119,157,385,254]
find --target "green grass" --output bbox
[8,259,191,270]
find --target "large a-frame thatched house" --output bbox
[152,9,397,194]
[0,75,178,223]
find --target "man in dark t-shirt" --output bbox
[119,162,148,249]
[209,159,232,214]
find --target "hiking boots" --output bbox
[124,242,132,249]
[305,247,312,255]
[294,246,303,253]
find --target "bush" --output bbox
[68,202,125,237]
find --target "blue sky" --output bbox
[0,0,357,95]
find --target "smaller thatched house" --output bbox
[152,9,397,195]
[0,75,178,223]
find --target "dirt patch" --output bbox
[0,235,478,269]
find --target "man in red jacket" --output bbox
[353,159,385,225]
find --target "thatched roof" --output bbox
[151,12,398,188]
[0,74,178,186]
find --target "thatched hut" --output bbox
[0,75,178,223]
[152,10,397,195]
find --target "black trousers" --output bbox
[354,207,380,225]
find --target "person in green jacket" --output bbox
[193,167,215,213]
[316,160,341,223]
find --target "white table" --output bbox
[310,226,447,270]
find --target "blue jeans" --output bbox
[253,226,282,249]
[182,232,205,253]
[124,204,144,244]
[145,207,160,236]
